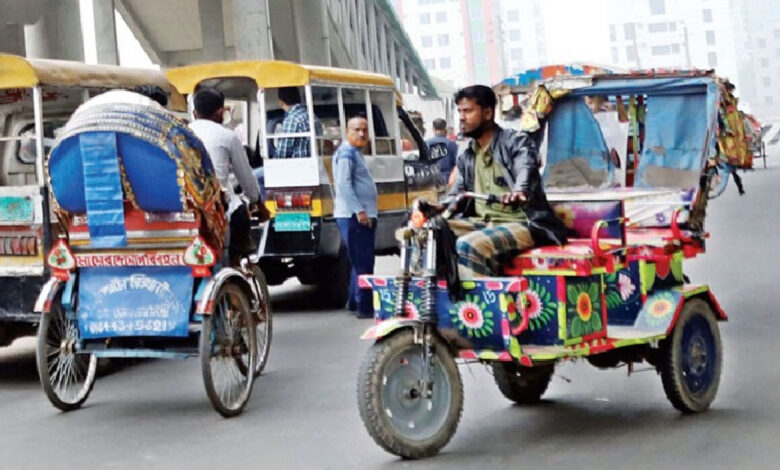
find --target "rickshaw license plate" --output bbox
[275,212,311,232]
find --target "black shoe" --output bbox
[355,311,374,319]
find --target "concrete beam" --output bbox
[24,0,84,61]
[92,0,118,65]
[232,0,273,60]
[115,0,166,64]
[0,24,25,56]
[199,0,226,61]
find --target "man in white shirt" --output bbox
[189,87,269,263]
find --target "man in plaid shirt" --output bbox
[276,87,323,158]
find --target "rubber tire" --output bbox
[36,295,97,412]
[492,362,554,405]
[660,299,722,413]
[316,245,351,309]
[250,265,273,377]
[200,283,256,418]
[357,330,463,460]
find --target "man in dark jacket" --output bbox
[447,85,567,277]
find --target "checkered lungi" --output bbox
[448,219,534,278]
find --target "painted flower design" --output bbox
[644,291,677,326]
[554,206,576,228]
[618,272,636,301]
[525,290,542,319]
[567,281,602,337]
[449,294,495,338]
[522,279,556,332]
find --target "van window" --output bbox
[265,86,322,159]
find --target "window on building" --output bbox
[626,45,638,62]
[765,96,774,106]
[436,11,447,22]
[438,34,449,46]
[624,23,636,40]
[507,10,519,22]
[706,31,716,45]
[669,22,677,31]
[470,6,482,20]
[648,22,668,33]
[671,43,680,53]
[472,30,485,42]
[439,57,451,69]
[421,36,433,47]
[763,77,771,87]
[610,25,616,42]
[775,29,780,39]
[702,9,713,23]
[708,52,718,67]
[474,55,487,66]
[420,13,430,24]
[761,58,769,67]
[759,38,767,48]
[612,47,619,63]
[652,45,671,55]
[509,29,521,41]
[776,49,780,58]
[649,0,665,15]
[511,48,523,61]
[424,59,436,69]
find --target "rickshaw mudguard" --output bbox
[633,285,726,338]
[34,277,65,314]
[195,267,257,315]
[361,318,421,341]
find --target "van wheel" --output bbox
[316,246,351,309]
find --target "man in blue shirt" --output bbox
[333,115,378,318]
[427,117,458,182]
[275,86,323,158]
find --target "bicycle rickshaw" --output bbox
[356,70,752,458]
[34,90,271,417]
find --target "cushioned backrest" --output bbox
[551,200,623,240]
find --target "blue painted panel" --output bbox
[77,266,193,339]
[517,275,560,345]
[604,263,642,326]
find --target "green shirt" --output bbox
[471,139,527,224]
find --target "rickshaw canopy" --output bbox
[0,54,186,110]
[166,60,396,95]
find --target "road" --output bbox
[1,162,779,469]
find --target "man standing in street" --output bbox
[275,86,323,158]
[427,118,459,182]
[189,87,269,264]
[448,85,568,278]
[333,115,378,318]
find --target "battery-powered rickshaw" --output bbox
[35,89,269,417]
[357,70,751,458]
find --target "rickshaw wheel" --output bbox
[492,362,554,405]
[660,299,722,413]
[200,283,257,418]
[249,265,273,377]
[357,330,463,460]
[36,294,97,412]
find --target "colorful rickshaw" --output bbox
[35,90,270,417]
[356,70,752,458]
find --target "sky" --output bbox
[540,0,612,66]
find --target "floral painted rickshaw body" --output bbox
[357,70,751,459]
[35,96,271,417]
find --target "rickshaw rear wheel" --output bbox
[200,283,257,418]
[36,294,97,412]
[492,362,554,405]
[357,330,463,460]
[249,265,273,377]
[660,299,722,413]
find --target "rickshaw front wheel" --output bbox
[660,299,722,413]
[36,294,97,412]
[357,330,463,460]
[492,362,554,405]
[200,283,257,418]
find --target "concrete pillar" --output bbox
[199,0,226,61]
[398,55,406,93]
[0,24,25,56]
[389,38,397,88]
[291,0,329,65]
[232,0,273,60]
[92,0,118,64]
[24,0,84,61]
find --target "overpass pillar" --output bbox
[92,0,119,64]
[0,24,25,55]
[232,0,273,60]
[199,0,226,61]
[24,0,84,61]
[291,0,330,66]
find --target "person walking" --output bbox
[333,115,378,318]
[427,118,459,182]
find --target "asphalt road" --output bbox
[2,162,779,469]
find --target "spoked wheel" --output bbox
[200,283,257,417]
[492,362,554,405]
[357,330,463,460]
[250,265,273,377]
[36,295,97,411]
[660,299,722,413]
